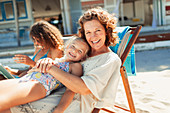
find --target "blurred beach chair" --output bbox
[92,25,142,113]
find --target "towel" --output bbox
[110,26,136,76]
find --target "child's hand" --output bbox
[13,54,36,67]
[4,66,12,72]
[4,66,18,75]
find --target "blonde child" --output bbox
[0,36,90,112]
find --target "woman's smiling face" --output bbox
[84,19,106,51]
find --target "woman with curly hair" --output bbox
[8,7,121,113]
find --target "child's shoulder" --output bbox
[70,62,82,68]
[69,62,83,76]
[69,62,82,72]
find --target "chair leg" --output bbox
[92,108,100,113]
[120,66,136,113]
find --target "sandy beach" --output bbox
[114,70,170,113]
[113,48,170,113]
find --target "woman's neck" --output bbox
[89,46,110,57]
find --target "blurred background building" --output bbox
[0,0,170,48]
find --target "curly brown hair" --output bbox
[78,7,118,46]
[30,20,64,51]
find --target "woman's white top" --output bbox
[64,51,121,113]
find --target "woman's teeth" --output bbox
[92,40,100,44]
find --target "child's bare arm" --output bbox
[53,88,75,113]
[53,63,83,113]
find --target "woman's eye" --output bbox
[96,29,100,32]
[78,50,82,54]
[86,32,90,34]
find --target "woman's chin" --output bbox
[92,45,105,51]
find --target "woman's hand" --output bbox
[28,58,55,73]
[13,54,36,67]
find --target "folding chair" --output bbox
[92,25,142,113]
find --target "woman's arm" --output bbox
[49,64,91,95]
[30,58,91,94]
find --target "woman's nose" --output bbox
[90,32,97,39]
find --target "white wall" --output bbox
[123,2,133,19]
[135,1,144,20]
[165,1,170,25]
[123,0,144,20]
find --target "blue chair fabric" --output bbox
[110,26,136,76]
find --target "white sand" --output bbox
[114,70,170,113]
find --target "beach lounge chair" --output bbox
[92,25,142,113]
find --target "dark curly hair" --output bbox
[30,20,64,51]
[78,7,118,46]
